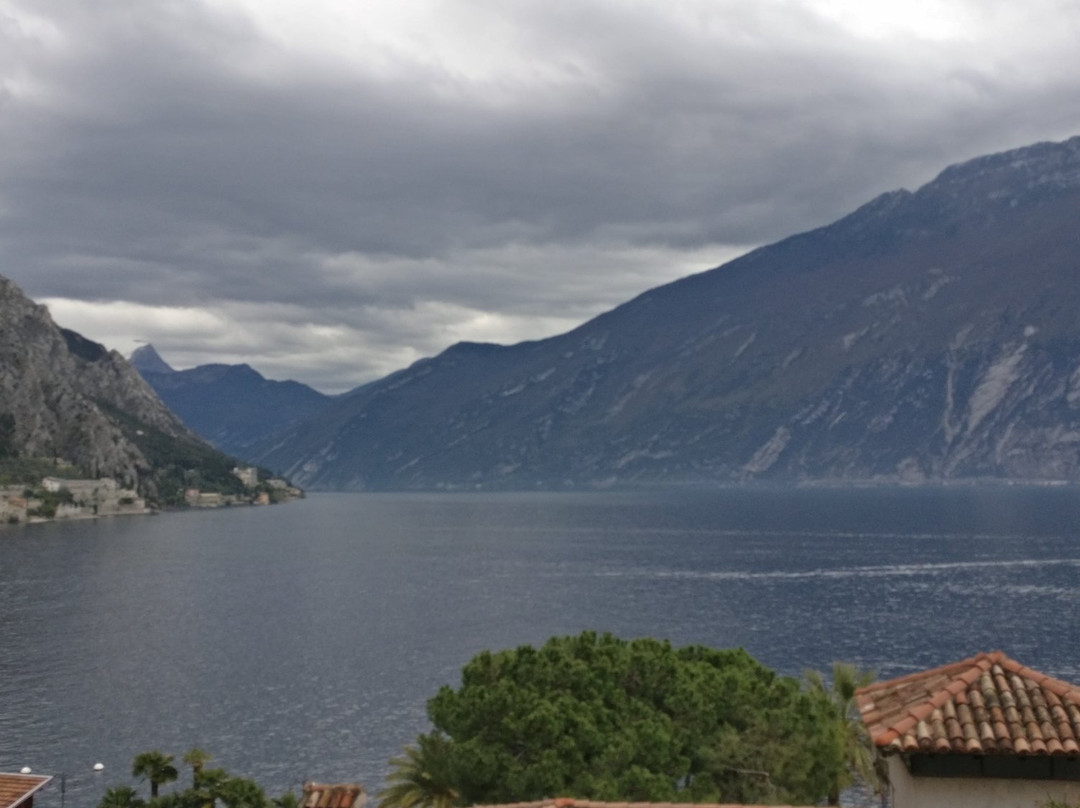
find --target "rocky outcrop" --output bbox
[0,276,218,494]
[248,135,1080,490]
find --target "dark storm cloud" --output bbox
[3,0,1080,390]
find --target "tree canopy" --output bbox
[132,751,179,799]
[386,632,846,807]
[378,735,460,808]
[100,751,287,808]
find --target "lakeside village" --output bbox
[0,464,302,526]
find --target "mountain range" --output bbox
[235,135,1080,490]
[131,345,331,459]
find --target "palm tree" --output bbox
[183,748,213,789]
[98,786,147,808]
[805,662,884,805]
[132,750,180,799]
[217,777,269,808]
[194,767,231,808]
[378,735,459,808]
[148,791,204,808]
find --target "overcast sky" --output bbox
[2,0,1079,392]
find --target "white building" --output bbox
[41,477,118,498]
[857,651,1080,808]
[232,466,259,488]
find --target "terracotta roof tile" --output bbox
[301,782,365,808]
[0,774,52,808]
[856,652,1080,757]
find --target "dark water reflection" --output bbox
[3,487,1080,807]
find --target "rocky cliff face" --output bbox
[248,135,1080,490]
[0,276,213,492]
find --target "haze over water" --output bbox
[3,487,1080,807]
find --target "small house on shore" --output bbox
[857,650,1080,808]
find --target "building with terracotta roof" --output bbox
[0,773,52,808]
[857,651,1080,808]
[300,781,366,808]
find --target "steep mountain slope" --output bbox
[253,136,1080,490]
[135,357,332,459]
[0,276,249,501]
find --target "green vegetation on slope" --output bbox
[0,456,88,486]
[97,401,248,506]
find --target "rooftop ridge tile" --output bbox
[857,653,987,697]
[856,652,1080,758]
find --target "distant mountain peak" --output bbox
[130,344,175,375]
[135,356,331,459]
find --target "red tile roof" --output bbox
[0,774,52,808]
[300,782,365,808]
[856,651,1080,757]
[471,799,800,808]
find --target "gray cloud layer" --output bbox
[3,0,1080,391]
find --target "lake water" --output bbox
[3,487,1080,807]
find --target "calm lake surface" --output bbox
[4,487,1080,807]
